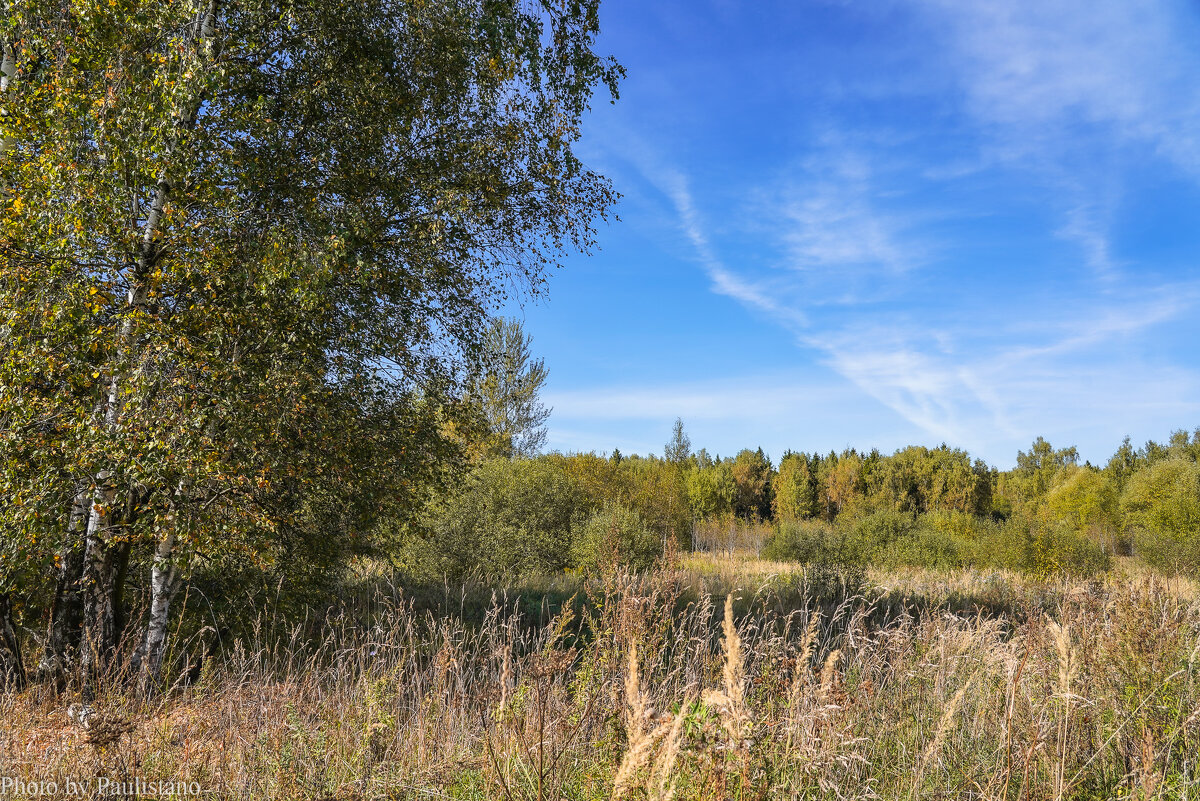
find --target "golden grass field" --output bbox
[3,555,1199,800]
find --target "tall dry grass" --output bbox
[2,562,1199,800]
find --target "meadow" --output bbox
[7,2,1200,799]
[3,554,1198,801]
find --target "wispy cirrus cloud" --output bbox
[624,139,1200,460]
[543,371,923,459]
[545,376,849,421]
[659,169,806,326]
[918,0,1200,169]
[804,286,1200,456]
[777,149,927,279]
[914,0,1200,280]
[620,143,811,329]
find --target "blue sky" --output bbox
[505,0,1200,469]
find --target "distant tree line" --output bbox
[388,418,1200,586]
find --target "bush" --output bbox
[1043,467,1121,550]
[416,457,588,578]
[1133,526,1200,577]
[763,518,840,564]
[878,525,962,570]
[571,504,661,572]
[1121,458,1200,574]
[764,508,1110,578]
[993,518,1111,579]
[843,510,919,564]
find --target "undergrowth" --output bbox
[2,561,1199,800]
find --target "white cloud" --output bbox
[563,4,1200,466]
[802,288,1200,460]
[778,150,925,278]
[916,0,1200,279]
[1056,203,1119,282]
[543,371,925,461]
[921,1,1200,162]
[622,146,1200,463]
[625,150,810,329]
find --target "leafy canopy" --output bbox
[0,0,622,584]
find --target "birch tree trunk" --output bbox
[38,486,89,680]
[115,0,219,692]
[0,37,19,689]
[78,1,223,695]
[131,532,182,690]
[79,262,146,693]
[79,469,118,701]
[0,593,25,690]
[1,33,15,155]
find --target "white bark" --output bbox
[79,472,117,699]
[79,283,145,679]
[0,45,14,90]
[132,531,182,688]
[1,40,15,154]
[81,0,221,682]
[127,0,219,689]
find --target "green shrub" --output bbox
[999,518,1110,578]
[843,510,918,564]
[766,511,961,569]
[923,509,990,539]
[1132,526,1200,577]
[878,525,962,570]
[1121,458,1200,574]
[1043,466,1121,548]
[763,518,840,564]
[417,457,588,578]
[765,508,1110,578]
[571,504,661,572]
[922,510,1030,568]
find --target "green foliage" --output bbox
[468,318,551,458]
[394,451,693,579]
[685,461,735,520]
[1121,458,1200,574]
[819,450,862,519]
[620,457,691,548]
[772,451,819,521]
[664,417,692,464]
[1009,518,1111,579]
[843,510,919,565]
[1002,437,1080,515]
[552,452,690,548]
[876,523,963,570]
[765,511,931,568]
[867,445,993,517]
[765,508,1110,577]
[1042,465,1123,552]
[416,458,588,579]
[762,518,839,564]
[840,510,970,570]
[1104,435,1140,495]
[731,448,772,520]
[570,504,661,572]
[0,0,622,664]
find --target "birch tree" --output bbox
[0,0,621,691]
